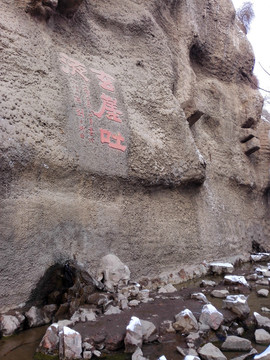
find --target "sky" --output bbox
[231,0,270,104]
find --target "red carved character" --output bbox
[91,69,115,92]
[94,93,122,123]
[100,129,127,152]
[59,53,89,82]
[76,108,85,118]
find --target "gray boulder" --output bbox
[132,347,148,360]
[209,262,234,275]
[254,312,270,331]
[224,275,248,287]
[223,295,250,318]
[201,280,216,287]
[141,320,156,342]
[71,307,96,323]
[125,316,143,353]
[211,290,229,299]
[59,326,82,360]
[0,314,23,336]
[199,304,223,330]
[25,306,47,328]
[97,254,130,291]
[184,356,200,360]
[173,309,199,333]
[255,329,270,344]
[158,284,177,293]
[257,289,269,297]
[191,293,209,303]
[198,343,227,360]
[37,323,59,356]
[221,336,252,351]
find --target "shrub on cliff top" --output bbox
[236,1,254,34]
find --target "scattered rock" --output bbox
[223,295,250,319]
[255,329,270,344]
[132,347,148,360]
[186,332,202,349]
[37,323,59,356]
[83,351,92,359]
[104,305,122,315]
[254,312,270,331]
[231,348,257,360]
[93,350,101,357]
[209,263,234,275]
[57,319,74,329]
[59,326,82,360]
[211,290,229,299]
[199,304,223,330]
[43,304,58,323]
[251,254,270,262]
[257,289,269,297]
[125,316,143,353]
[191,293,209,303]
[198,343,227,360]
[262,307,270,313]
[256,279,270,286]
[159,320,176,334]
[141,320,156,342]
[173,309,199,333]
[201,280,216,287]
[236,327,245,336]
[158,284,177,293]
[137,290,150,303]
[246,274,258,281]
[224,275,248,287]
[71,307,96,323]
[129,300,140,307]
[0,314,23,336]
[158,356,167,360]
[221,335,252,351]
[25,306,47,328]
[184,356,200,360]
[97,254,130,291]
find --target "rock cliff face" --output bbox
[0,0,269,311]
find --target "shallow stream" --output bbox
[0,262,269,360]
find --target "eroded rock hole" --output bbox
[241,117,255,129]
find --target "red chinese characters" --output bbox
[94,93,122,123]
[90,69,115,92]
[100,129,127,152]
[59,53,89,83]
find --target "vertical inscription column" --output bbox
[59,53,129,176]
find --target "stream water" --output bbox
[0,262,269,360]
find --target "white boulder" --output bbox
[199,304,223,330]
[173,309,199,333]
[223,295,250,318]
[125,316,143,353]
[97,254,130,291]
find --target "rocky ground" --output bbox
[1,253,270,360]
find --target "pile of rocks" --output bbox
[1,253,270,360]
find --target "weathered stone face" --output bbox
[0,0,269,312]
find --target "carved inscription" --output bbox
[59,53,127,152]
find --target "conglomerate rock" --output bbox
[0,0,269,312]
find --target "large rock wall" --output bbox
[0,0,269,312]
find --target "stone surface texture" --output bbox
[0,0,270,312]
[221,336,252,351]
[198,343,227,360]
[173,309,199,333]
[199,304,223,330]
